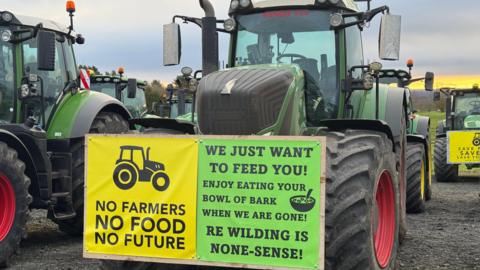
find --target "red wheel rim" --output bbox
[0,173,15,241]
[373,170,395,268]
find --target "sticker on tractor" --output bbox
[84,135,326,270]
[447,131,480,164]
[84,136,198,259]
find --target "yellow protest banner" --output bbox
[84,135,198,260]
[447,131,480,164]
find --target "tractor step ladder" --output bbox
[49,152,76,220]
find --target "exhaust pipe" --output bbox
[199,0,215,17]
[199,0,218,75]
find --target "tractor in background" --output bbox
[0,2,130,266]
[378,59,434,213]
[90,68,148,119]
[434,85,480,182]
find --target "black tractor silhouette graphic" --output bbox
[473,133,480,147]
[113,146,170,191]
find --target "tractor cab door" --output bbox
[0,38,15,123]
[20,37,68,127]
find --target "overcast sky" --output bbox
[4,0,480,82]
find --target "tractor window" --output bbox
[132,149,144,169]
[124,88,147,118]
[0,37,14,123]
[90,82,117,99]
[63,40,78,80]
[22,39,68,125]
[455,93,480,114]
[345,22,364,80]
[234,10,338,124]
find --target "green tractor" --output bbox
[90,70,148,119]
[162,0,409,269]
[434,86,480,182]
[378,60,434,213]
[0,3,131,266]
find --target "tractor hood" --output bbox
[464,115,480,129]
[196,64,304,135]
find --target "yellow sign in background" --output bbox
[84,135,198,259]
[447,131,480,164]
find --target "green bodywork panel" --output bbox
[46,90,102,139]
[349,84,389,121]
[464,115,480,129]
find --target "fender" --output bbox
[0,128,46,203]
[319,119,395,152]
[131,118,196,134]
[47,90,132,140]
[411,115,430,139]
[436,120,447,138]
[350,85,407,140]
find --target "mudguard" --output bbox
[436,120,447,138]
[410,115,430,140]
[0,128,43,201]
[47,90,131,140]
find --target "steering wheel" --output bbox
[277,53,307,64]
[469,100,480,107]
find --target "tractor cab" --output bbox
[0,9,84,128]
[437,87,480,131]
[90,73,148,119]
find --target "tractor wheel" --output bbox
[55,112,129,235]
[325,130,399,270]
[434,137,458,182]
[152,172,170,192]
[473,138,480,147]
[113,163,138,190]
[0,143,31,267]
[406,143,427,214]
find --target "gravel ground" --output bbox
[6,176,480,270]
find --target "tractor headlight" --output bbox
[1,12,13,22]
[20,84,30,98]
[224,18,236,32]
[239,0,251,8]
[330,13,344,28]
[1,30,11,42]
[230,0,240,10]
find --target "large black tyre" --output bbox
[325,130,400,270]
[55,112,129,235]
[406,143,427,214]
[434,137,459,182]
[0,143,32,268]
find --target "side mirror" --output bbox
[163,23,181,66]
[433,91,441,101]
[127,78,137,99]
[379,14,401,61]
[424,72,434,91]
[37,30,56,71]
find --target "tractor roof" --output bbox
[1,11,73,36]
[250,0,359,12]
[120,145,143,151]
[91,75,147,87]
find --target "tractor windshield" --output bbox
[454,92,480,129]
[233,9,338,121]
[123,88,147,118]
[0,30,15,124]
[90,83,117,99]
